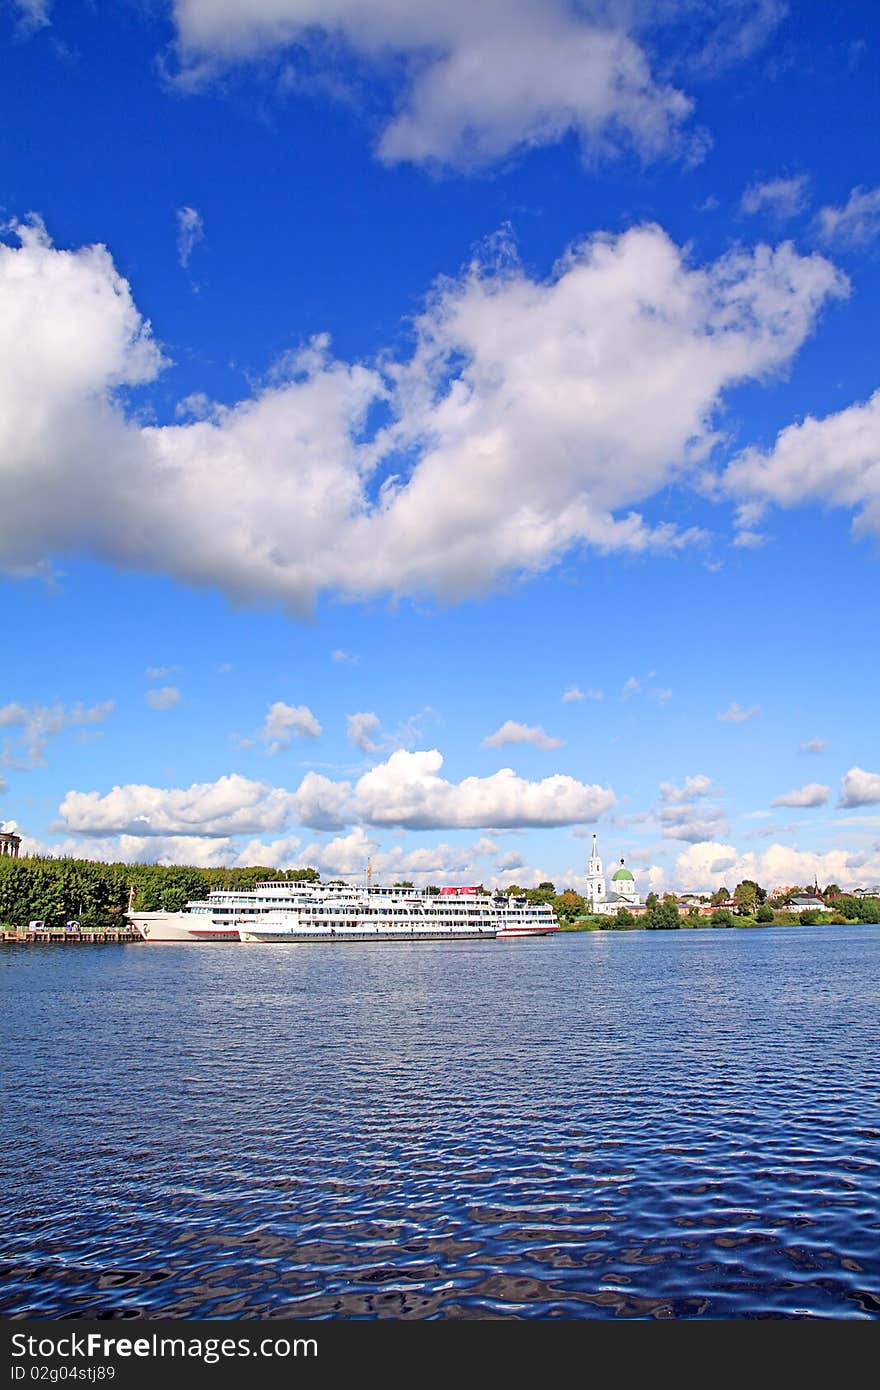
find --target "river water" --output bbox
[1,925,878,1319]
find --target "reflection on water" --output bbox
[1,926,878,1318]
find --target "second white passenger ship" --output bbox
[130,880,558,943]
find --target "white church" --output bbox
[585,833,643,916]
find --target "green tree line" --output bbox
[0,855,320,929]
[2,856,877,932]
[510,880,880,930]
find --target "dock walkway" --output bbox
[1,928,141,945]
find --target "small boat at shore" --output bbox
[129,880,558,943]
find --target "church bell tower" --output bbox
[586,832,606,909]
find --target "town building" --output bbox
[585,833,606,910]
[585,834,643,916]
[0,830,21,859]
[784,894,831,913]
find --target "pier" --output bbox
[1,927,141,945]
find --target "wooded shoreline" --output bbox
[2,852,878,936]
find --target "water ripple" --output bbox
[1,926,878,1318]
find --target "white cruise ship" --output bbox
[129,880,558,943]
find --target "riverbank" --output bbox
[560,912,869,932]
[2,851,878,937]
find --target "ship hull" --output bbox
[496,925,560,937]
[130,913,241,943]
[239,927,496,944]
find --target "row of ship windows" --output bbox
[201,906,546,918]
[295,908,546,917]
[214,895,528,906]
[265,922,494,934]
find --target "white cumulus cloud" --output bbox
[740,174,809,220]
[839,767,880,808]
[61,750,610,839]
[718,701,760,723]
[660,808,729,843]
[659,773,714,803]
[671,841,741,890]
[231,835,304,869]
[724,389,880,543]
[294,826,482,887]
[345,708,432,756]
[58,774,296,838]
[171,0,700,172]
[259,701,322,752]
[56,832,255,868]
[145,686,182,711]
[673,838,875,894]
[347,711,381,754]
[496,850,526,872]
[352,749,613,829]
[770,783,830,808]
[288,771,354,832]
[657,772,725,841]
[732,528,767,549]
[300,826,379,880]
[0,218,847,611]
[10,1,51,31]
[294,748,615,831]
[676,0,787,75]
[176,206,205,268]
[0,699,114,769]
[815,185,880,248]
[800,737,828,755]
[482,720,562,751]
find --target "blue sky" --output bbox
[1,1,879,895]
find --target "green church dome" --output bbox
[612,859,634,881]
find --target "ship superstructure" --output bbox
[129,879,558,943]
